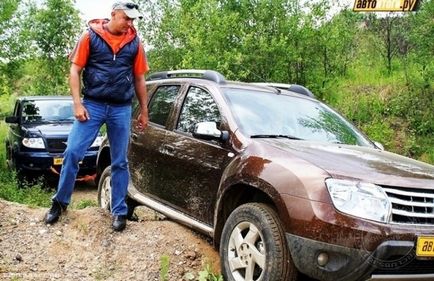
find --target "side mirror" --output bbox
[373,141,385,151]
[193,121,229,142]
[5,116,19,124]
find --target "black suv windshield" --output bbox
[223,89,372,146]
[21,100,74,123]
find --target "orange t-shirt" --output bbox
[70,29,149,76]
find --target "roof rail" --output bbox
[147,70,226,84]
[252,82,315,98]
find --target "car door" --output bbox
[129,84,182,200]
[154,85,234,225]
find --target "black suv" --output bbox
[5,96,102,184]
[96,70,434,281]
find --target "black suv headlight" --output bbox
[325,178,392,223]
[90,135,104,148]
[22,137,45,149]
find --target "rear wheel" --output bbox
[97,166,112,211]
[220,203,297,281]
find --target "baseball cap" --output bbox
[112,1,142,19]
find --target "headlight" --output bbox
[22,137,45,149]
[90,136,104,148]
[325,178,391,223]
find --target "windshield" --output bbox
[223,89,373,146]
[21,99,74,123]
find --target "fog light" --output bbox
[317,252,329,267]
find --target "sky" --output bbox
[74,0,356,22]
[74,0,114,21]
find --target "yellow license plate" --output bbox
[53,158,64,165]
[416,236,434,257]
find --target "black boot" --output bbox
[112,215,127,232]
[126,197,139,221]
[44,200,67,224]
[126,205,139,221]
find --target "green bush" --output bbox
[0,170,51,207]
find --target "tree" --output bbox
[367,13,411,75]
[408,0,434,86]
[0,0,20,60]
[25,0,82,94]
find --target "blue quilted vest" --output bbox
[82,29,139,105]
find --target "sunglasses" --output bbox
[125,3,139,9]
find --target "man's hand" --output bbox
[74,102,90,121]
[136,110,148,131]
[70,63,88,121]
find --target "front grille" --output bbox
[383,186,434,225]
[46,138,67,152]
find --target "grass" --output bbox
[160,254,170,281]
[0,170,52,207]
[325,63,434,165]
[74,199,98,209]
[159,254,223,281]
[196,264,223,281]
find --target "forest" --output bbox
[0,0,433,167]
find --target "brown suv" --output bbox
[96,70,434,281]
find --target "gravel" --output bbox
[0,198,220,281]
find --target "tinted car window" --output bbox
[148,85,180,126]
[223,88,372,146]
[21,100,74,123]
[177,86,221,134]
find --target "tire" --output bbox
[220,203,297,281]
[97,166,112,211]
[97,166,139,220]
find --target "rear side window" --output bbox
[148,85,180,126]
[177,86,221,134]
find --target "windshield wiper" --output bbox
[250,134,303,140]
[56,118,74,122]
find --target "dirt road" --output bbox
[0,186,220,280]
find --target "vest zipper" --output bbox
[113,54,116,61]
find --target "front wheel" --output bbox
[97,166,139,220]
[220,203,298,281]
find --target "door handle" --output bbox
[131,133,138,141]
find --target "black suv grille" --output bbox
[383,186,434,225]
[46,138,68,152]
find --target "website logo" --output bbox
[353,0,420,12]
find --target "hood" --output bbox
[88,18,137,50]
[258,139,434,189]
[23,123,72,137]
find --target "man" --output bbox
[44,1,149,232]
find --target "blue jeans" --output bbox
[53,100,132,216]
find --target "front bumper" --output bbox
[287,232,434,281]
[15,151,97,176]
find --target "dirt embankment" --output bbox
[0,198,220,281]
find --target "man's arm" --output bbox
[69,63,89,121]
[134,74,149,130]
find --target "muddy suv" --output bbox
[96,70,434,281]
